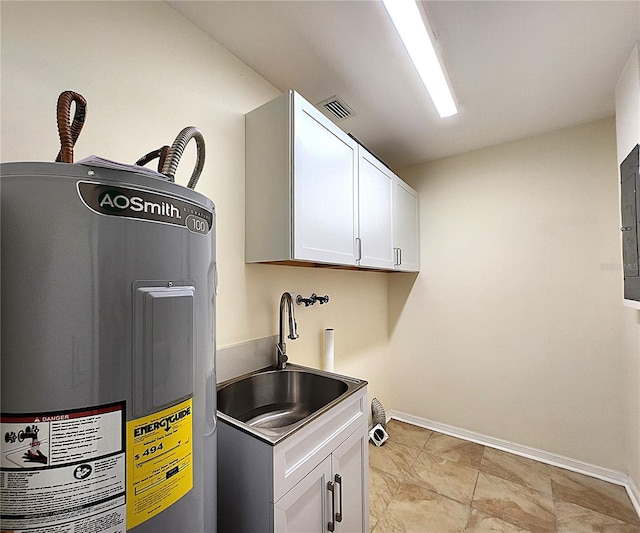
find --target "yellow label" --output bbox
[126,398,193,529]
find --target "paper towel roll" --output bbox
[324,328,334,372]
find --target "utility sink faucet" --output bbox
[277,292,298,369]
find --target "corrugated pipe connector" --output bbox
[369,398,389,447]
[161,126,205,189]
[371,397,386,428]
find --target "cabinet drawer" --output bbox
[273,387,367,501]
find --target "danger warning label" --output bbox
[0,402,126,533]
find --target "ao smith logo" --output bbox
[77,181,212,234]
[98,189,182,220]
[134,406,191,437]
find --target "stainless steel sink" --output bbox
[217,364,366,444]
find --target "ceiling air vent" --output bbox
[316,96,355,122]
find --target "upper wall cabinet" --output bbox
[615,43,640,165]
[393,178,420,272]
[246,90,358,266]
[357,147,395,269]
[245,90,420,272]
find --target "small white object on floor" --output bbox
[369,423,389,446]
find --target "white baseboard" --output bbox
[389,410,640,518]
[626,476,640,519]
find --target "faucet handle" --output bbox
[296,294,315,306]
[276,343,289,369]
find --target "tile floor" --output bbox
[369,420,640,532]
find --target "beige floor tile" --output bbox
[371,521,403,533]
[465,508,534,532]
[369,422,640,532]
[555,499,640,533]
[370,466,402,520]
[376,480,471,533]
[423,432,485,469]
[480,448,552,495]
[372,520,403,533]
[472,472,556,533]
[551,467,639,525]
[386,420,432,451]
[369,440,420,480]
[406,450,479,505]
[369,513,379,533]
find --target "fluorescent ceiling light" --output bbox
[382,0,458,118]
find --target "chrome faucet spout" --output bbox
[277,292,298,369]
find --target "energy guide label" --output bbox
[0,402,126,533]
[126,398,193,530]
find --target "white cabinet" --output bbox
[246,90,420,272]
[293,97,359,265]
[357,147,395,270]
[274,457,332,533]
[327,427,369,532]
[217,385,369,533]
[615,43,639,165]
[246,90,358,266]
[274,428,368,533]
[393,178,420,272]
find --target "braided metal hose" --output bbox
[55,91,87,163]
[160,126,205,189]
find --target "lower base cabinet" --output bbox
[218,387,369,533]
[275,427,368,532]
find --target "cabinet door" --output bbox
[393,178,420,272]
[293,95,358,265]
[358,148,395,269]
[330,427,369,533]
[275,456,332,533]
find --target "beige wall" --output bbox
[0,1,391,410]
[623,307,640,487]
[390,118,630,471]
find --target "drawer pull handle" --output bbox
[327,480,336,532]
[335,474,343,523]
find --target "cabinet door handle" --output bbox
[335,474,343,523]
[356,238,362,261]
[398,247,402,266]
[327,480,336,532]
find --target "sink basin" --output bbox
[217,364,366,444]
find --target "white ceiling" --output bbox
[168,0,640,169]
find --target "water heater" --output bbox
[1,161,217,532]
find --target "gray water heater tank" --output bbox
[1,161,217,533]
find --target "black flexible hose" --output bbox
[135,145,169,172]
